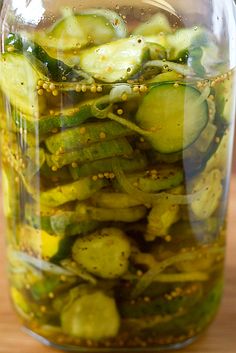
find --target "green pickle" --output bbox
[1,5,235,351]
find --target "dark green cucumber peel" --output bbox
[45,121,134,154]
[13,103,93,135]
[69,152,147,180]
[41,163,71,182]
[5,33,81,82]
[30,275,77,301]
[46,138,133,169]
[139,280,223,335]
[127,164,184,193]
[120,284,203,319]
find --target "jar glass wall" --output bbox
[0,0,236,351]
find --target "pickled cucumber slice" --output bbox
[40,177,107,207]
[120,284,202,318]
[190,169,223,220]
[70,152,147,180]
[78,37,149,83]
[18,225,71,261]
[75,203,147,223]
[214,71,236,124]
[167,27,208,62]
[145,204,181,241]
[46,138,133,169]
[35,10,127,52]
[136,83,208,153]
[5,33,82,82]
[25,203,99,236]
[72,228,131,279]
[45,121,134,154]
[0,53,46,115]
[61,289,120,340]
[13,100,94,134]
[133,13,172,36]
[127,164,184,193]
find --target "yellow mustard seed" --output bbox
[51,166,58,172]
[49,83,56,91]
[71,162,78,168]
[97,86,103,92]
[76,84,82,92]
[38,80,44,87]
[37,89,44,96]
[48,292,55,299]
[43,83,49,90]
[81,85,87,93]
[90,84,97,93]
[92,175,98,181]
[117,109,124,115]
[52,89,59,96]
[139,85,148,93]
[98,173,104,179]
[133,86,140,93]
[49,110,55,115]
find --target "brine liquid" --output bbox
[1,2,235,352]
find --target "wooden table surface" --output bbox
[0,177,235,353]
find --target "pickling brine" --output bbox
[0,0,236,351]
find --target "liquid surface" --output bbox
[0,4,235,351]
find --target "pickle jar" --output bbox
[0,0,236,351]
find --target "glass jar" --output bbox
[0,0,236,351]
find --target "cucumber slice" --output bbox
[91,192,143,208]
[75,203,147,223]
[70,152,147,180]
[127,164,184,193]
[133,13,172,36]
[136,83,208,153]
[18,225,71,261]
[13,100,94,134]
[189,169,223,220]
[148,71,182,84]
[214,71,236,124]
[72,228,131,279]
[34,10,127,52]
[25,203,99,236]
[41,164,71,182]
[0,53,46,115]
[205,132,231,175]
[166,27,222,76]
[167,27,209,62]
[5,33,81,82]
[120,284,202,318]
[40,177,108,207]
[148,43,166,60]
[145,203,180,241]
[61,289,120,340]
[78,37,149,83]
[45,121,133,154]
[46,138,133,169]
